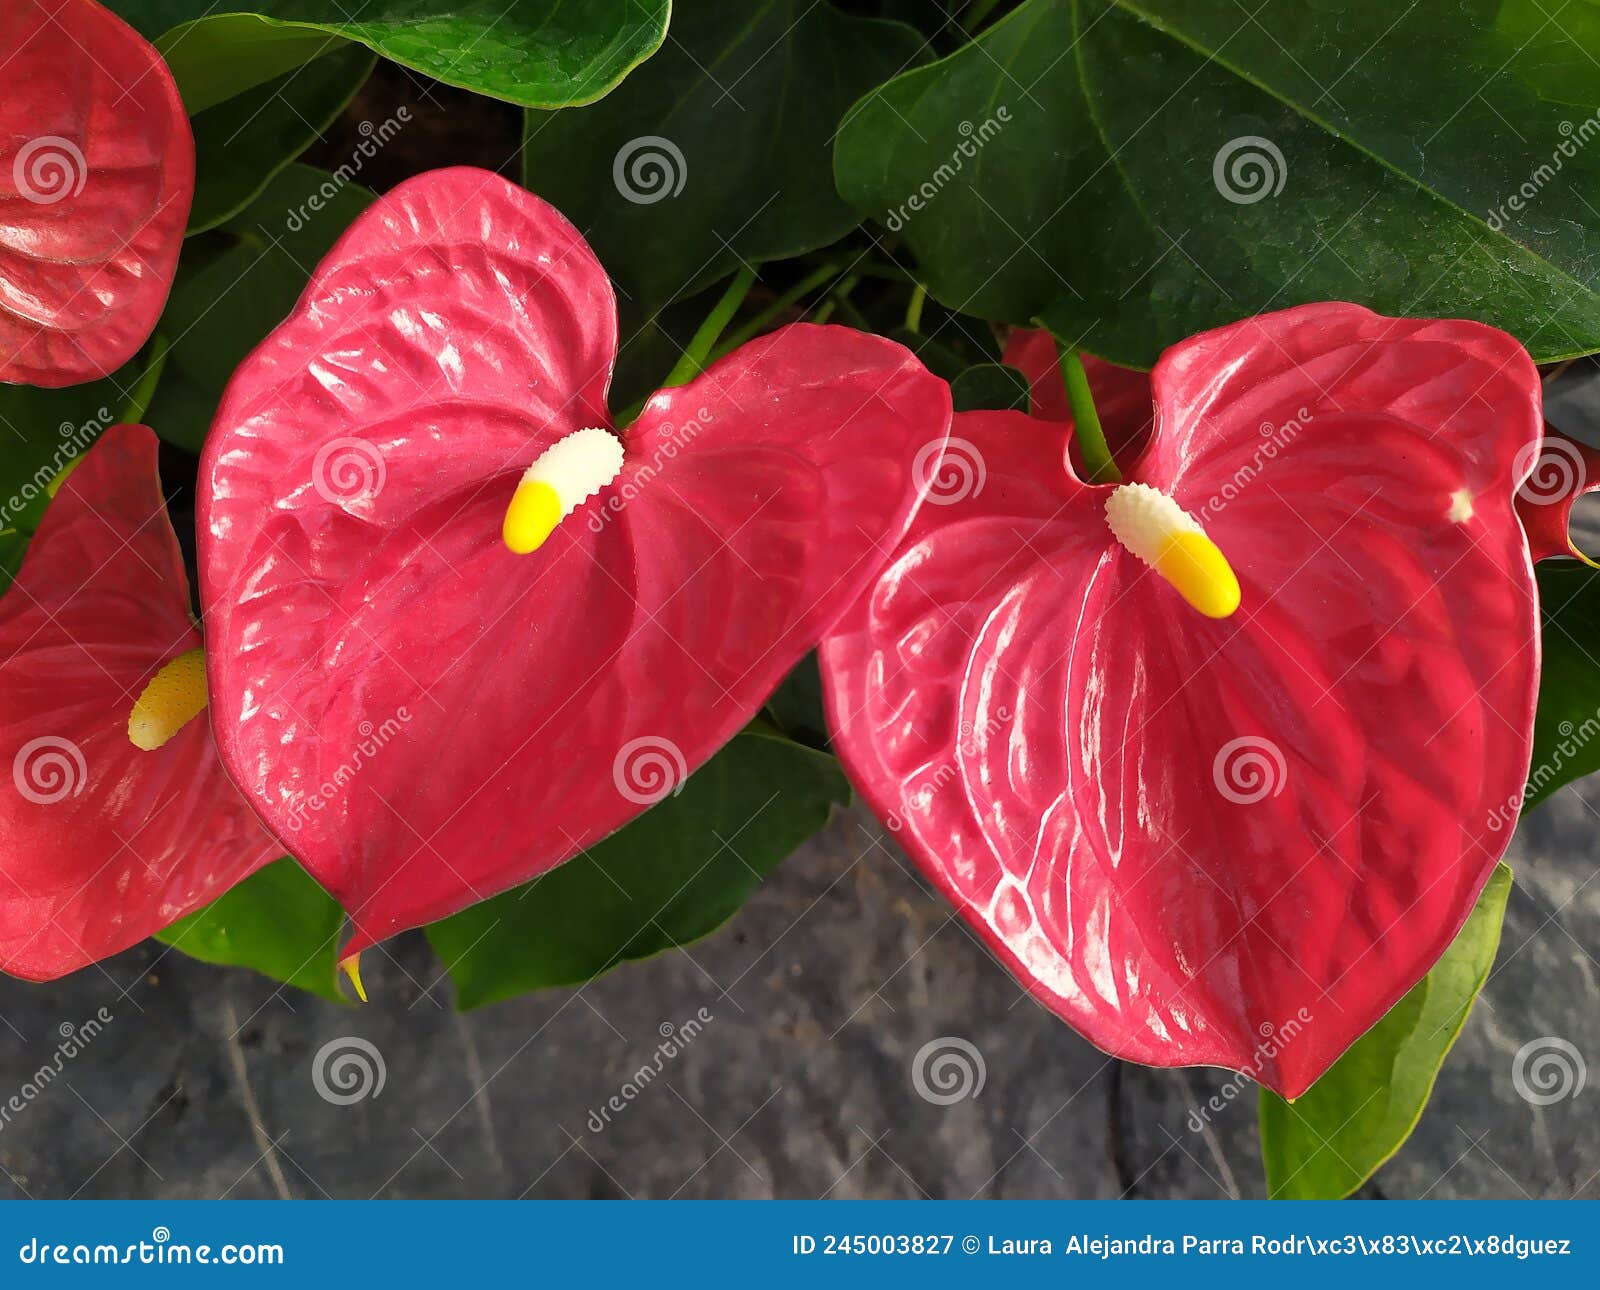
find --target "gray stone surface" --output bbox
[0,795,1594,1200]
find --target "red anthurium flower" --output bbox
[199,167,951,958]
[0,426,277,980]
[822,303,1543,1098]
[1,0,193,387]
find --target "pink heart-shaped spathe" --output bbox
[199,167,952,953]
[822,303,1541,1098]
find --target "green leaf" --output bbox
[188,45,375,234]
[1258,864,1511,1200]
[1524,562,1600,813]
[764,653,830,751]
[835,0,1600,367]
[522,0,926,316]
[147,164,376,453]
[427,730,851,1009]
[950,362,1030,412]
[157,858,348,1003]
[107,2,669,114]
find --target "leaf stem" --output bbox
[662,265,760,389]
[905,284,928,334]
[813,272,864,327]
[712,262,842,359]
[1057,344,1121,483]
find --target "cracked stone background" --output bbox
[0,793,1594,1200]
[2,66,1598,1203]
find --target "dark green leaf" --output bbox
[148,163,376,453]
[950,362,1030,412]
[1524,562,1600,812]
[427,730,851,1009]
[188,45,375,234]
[157,858,348,1003]
[836,0,1600,366]
[522,0,926,316]
[765,653,830,751]
[107,2,669,114]
[1258,864,1511,1199]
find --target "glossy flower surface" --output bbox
[200,167,951,953]
[823,304,1542,1097]
[0,0,193,386]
